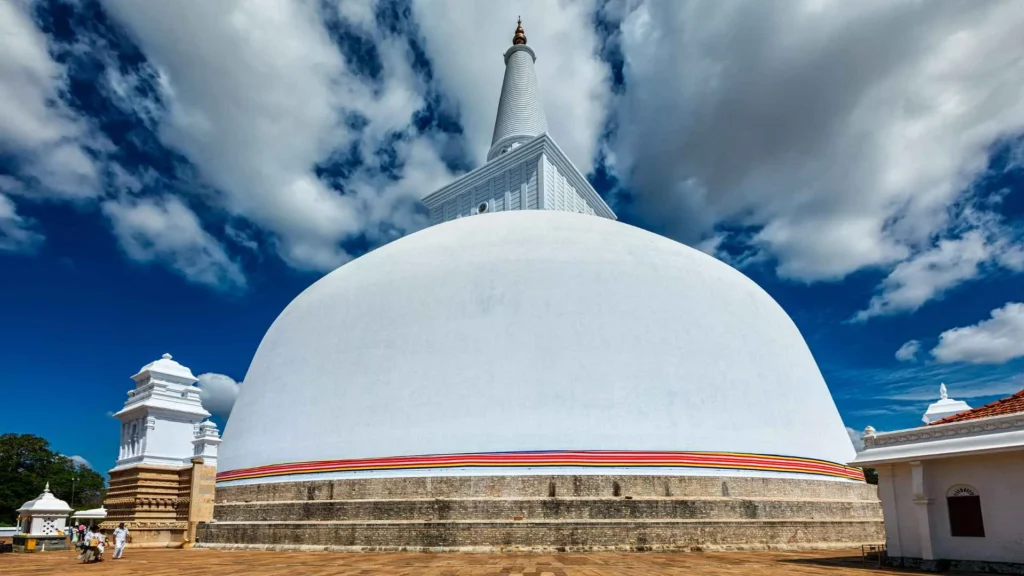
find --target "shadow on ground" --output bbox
[781,555,974,575]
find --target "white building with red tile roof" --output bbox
[852,385,1024,572]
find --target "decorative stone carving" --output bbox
[864,414,1024,448]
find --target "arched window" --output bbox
[947,485,985,537]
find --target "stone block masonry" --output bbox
[198,474,885,552]
[102,458,217,548]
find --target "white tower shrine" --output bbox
[422,18,616,225]
[104,353,222,547]
[112,353,213,469]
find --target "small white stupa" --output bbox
[922,383,972,424]
[192,419,222,467]
[17,483,71,540]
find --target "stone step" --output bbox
[212,497,883,522]
[205,518,884,525]
[197,518,885,552]
[215,475,880,503]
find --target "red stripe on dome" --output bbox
[216,451,865,482]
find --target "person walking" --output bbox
[112,523,129,559]
[80,526,100,563]
[95,527,107,561]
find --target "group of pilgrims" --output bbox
[69,522,129,563]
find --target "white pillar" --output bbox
[875,464,903,557]
[910,460,934,560]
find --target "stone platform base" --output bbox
[12,535,70,552]
[890,556,1024,575]
[198,474,885,552]
[100,521,188,548]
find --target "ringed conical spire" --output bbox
[488,17,548,161]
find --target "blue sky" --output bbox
[2,0,1024,476]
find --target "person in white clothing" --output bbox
[79,526,104,563]
[95,527,107,561]
[113,523,129,559]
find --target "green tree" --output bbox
[862,467,879,485]
[0,434,106,525]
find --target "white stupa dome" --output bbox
[219,211,857,484]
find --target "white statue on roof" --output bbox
[922,382,972,424]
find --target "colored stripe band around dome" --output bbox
[217,451,866,483]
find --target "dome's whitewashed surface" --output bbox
[219,211,856,479]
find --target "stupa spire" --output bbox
[513,16,527,45]
[488,17,548,161]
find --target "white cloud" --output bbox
[931,302,1024,364]
[852,207,1023,321]
[611,0,1024,296]
[829,360,1023,410]
[7,0,1024,313]
[0,191,43,252]
[895,340,920,362]
[335,0,377,29]
[413,0,611,174]
[224,223,260,253]
[69,455,92,469]
[853,230,993,321]
[846,427,864,452]
[850,404,925,418]
[102,196,246,290]
[884,379,1022,402]
[197,372,241,419]
[99,0,455,273]
[0,0,101,199]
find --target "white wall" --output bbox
[543,158,594,216]
[428,151,600,226]
[880,451,1024,564]
[116,412,203,468]
[147,416,201,465]
[430,153,539,225]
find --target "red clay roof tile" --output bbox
[929,388,1024,425]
